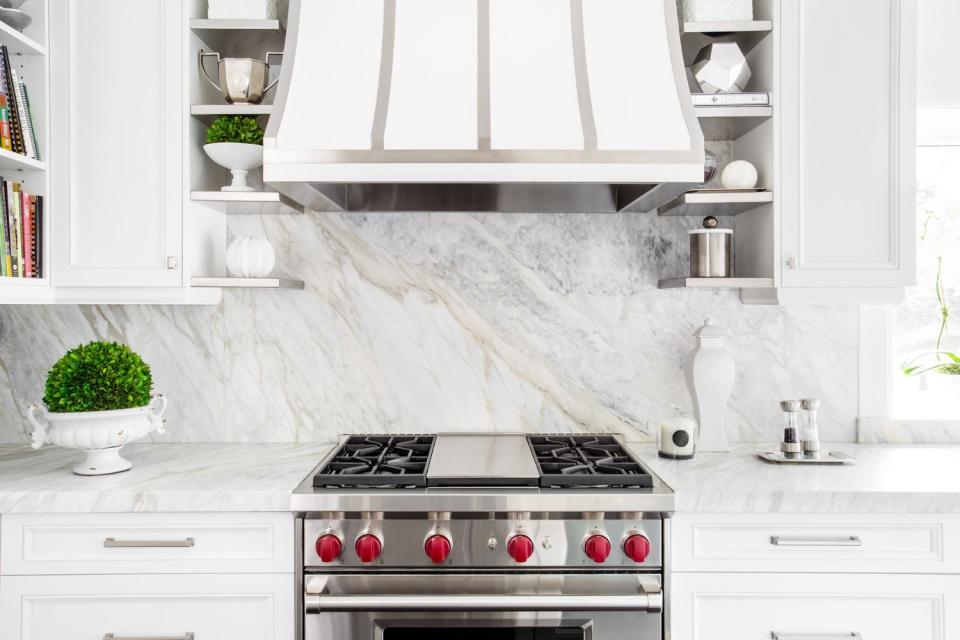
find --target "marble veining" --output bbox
[0,443,331,513]
[1,210,858,443]
[632,442,960,513]
[858,418,960,444]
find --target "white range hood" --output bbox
[264,0,704,212]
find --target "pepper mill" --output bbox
[683,319,734,452]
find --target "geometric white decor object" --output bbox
[683,319,733,452]
[208,0,279,20]
[27,396,168,476]
[691,42,751,93]
[226,235,276,278]
[203,143,264,192]
[680,0,752,22]
[720,159,759,189]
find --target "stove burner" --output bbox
[528,435,653,488]
[313,435,435,488]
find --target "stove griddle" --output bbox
[312,435,435,488]
[528,435,653,488]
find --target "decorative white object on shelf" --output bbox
[208,0,280,20]
[226,235,276,278]
[692,43,752,94]
[27,396,168,476]
[204,142,263,192]
[680,0,753,22]
[720,159,759,189]
[683,319,734,452]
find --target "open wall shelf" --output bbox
[658,189,773,217]
[191,277,304,289]
[191,191,305,215]
[659,277,775,290]
[696,106,773,141]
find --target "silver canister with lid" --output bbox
[689,216,733,277]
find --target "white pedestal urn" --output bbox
[683,319,734,452]
[203,142,263,192]
[27,396,168,476]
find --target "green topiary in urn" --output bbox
[29,341,167,476]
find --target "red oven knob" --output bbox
[507,534,535,563]
[424,534,452,564]
[584,534,612,563]
[623,534,651,563]
[315,533,343,563]
[355,534,383,563]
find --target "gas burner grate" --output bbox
[527,435,653,488]
[313,435,435,488]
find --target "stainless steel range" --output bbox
[292,434,674,640]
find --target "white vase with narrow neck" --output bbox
[683,319,734,452]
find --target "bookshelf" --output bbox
[0,0,49,297]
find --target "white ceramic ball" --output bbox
[226,235,275,278]
[720,160,759,189]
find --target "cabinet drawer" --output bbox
[0,512,292,575]
[0,573,293,640]
[671,513,960,573]
[672,573,959,640]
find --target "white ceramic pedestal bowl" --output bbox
[27,395,167,476]
[203,142,263,192]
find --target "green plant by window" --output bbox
[902,256,960,376]
[43,342,154,412]
[205,115,264,145]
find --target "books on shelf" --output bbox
[0,44,39,159]
[0,177,42,278]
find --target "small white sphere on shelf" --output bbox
[720,160,759,189]
[226,235,275,278]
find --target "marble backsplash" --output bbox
[0,210,859,444]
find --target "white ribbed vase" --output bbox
[226,235,275,278]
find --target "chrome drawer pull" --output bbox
[772,633,861,640]
[103,634,194,640]
[305,593,662,613]
[770,535,862,547]
[103,537,195,548]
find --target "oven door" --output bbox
[304,573,662,640]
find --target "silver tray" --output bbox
[756,450,855,465]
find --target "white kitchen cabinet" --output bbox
[671,572,959,640]
[49,0,183,287]
[670,512,960,574]
[0,573,294,640]
[777,0,916,291]
[0,512,293,575]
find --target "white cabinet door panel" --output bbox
[671,573,958,640]
[779,0,916,288]
[0,573,293,640]
[50,0,182,286]
[0,512,293,575]
[671,513,960,574]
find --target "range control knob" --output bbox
[315,533,343,563]
[584,534,612,563]
[424,534,452,564]
[355,534,383,563]
[623,534,652,563]
[507,534,535,563]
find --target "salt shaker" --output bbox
[779,400,802,459]
[800,398,821,459]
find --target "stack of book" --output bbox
[0,178,43,278]
[0,44,39,159]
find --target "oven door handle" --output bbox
[305,593,663,613]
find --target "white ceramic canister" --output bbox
[226,235,276,278]
[683,319,734,452]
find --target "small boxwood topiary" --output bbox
[43,341,153,413]
[205,115,264,145]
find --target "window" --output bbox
[891,142,960,419]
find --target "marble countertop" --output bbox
[0,443,333,513]
[2,442,960,514]
[628,442,960,513]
